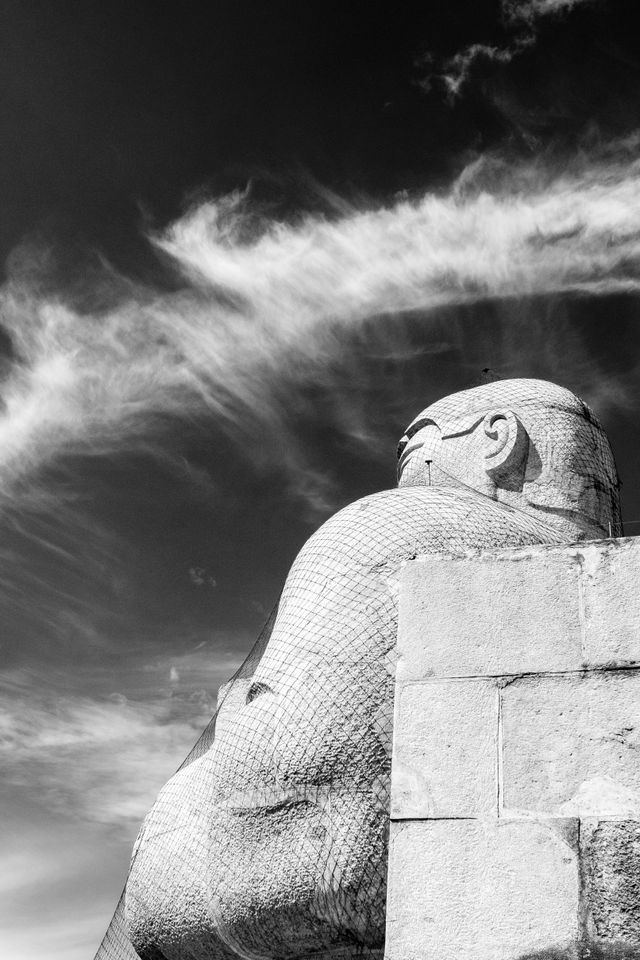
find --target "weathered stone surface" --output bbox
[388,534,640,960]
[398,552,583,680]
[582,819,640,950]
[501,672,640,816]
[391,678,498,819]
[385,819,580,960]
[582,538,640,668]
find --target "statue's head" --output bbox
[397,378,621,539]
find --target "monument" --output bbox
[96,378,625,960]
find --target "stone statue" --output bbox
[122,379,621,960]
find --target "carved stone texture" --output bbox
[93,379,620,960]
[582,819,640,949]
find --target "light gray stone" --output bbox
[385,818,580,960]
[391,678,498,819]
[501,671,640,817]
[582,538,640,668]
[398,551,584,680]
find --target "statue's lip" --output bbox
[217,783,331,814]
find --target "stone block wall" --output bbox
[385,537,640,960]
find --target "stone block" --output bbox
[581,539,640,669]
[581,819,640,951]
[501,672,640,817]
[398,552,583,680]
[385,818,580,960]
[391,679,498,819]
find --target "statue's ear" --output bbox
[482,410,529,489]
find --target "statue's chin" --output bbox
[204,796,387,960]
[125,787,387,960]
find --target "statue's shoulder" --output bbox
[295,486,482,566]
[325,485,462,523]
[294,485,557,569]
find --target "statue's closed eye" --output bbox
[397,417,440,460]
[246,681,273,704]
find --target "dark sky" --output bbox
[1,0,637,262]
[1,2,640,957]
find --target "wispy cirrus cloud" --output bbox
[0,769,136,959]
[1,146,640,518]
[0,694,202,826]
[0,646,242,830]
[505,0,597,22]
[0,646,247,958]
[0,911,111,960]
[430,0,600,97]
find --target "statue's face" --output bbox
[205,627,392,959]
[397,400,486,490]
[125,502,395,960]
[396,387,619,539]
[397,418,443,486]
